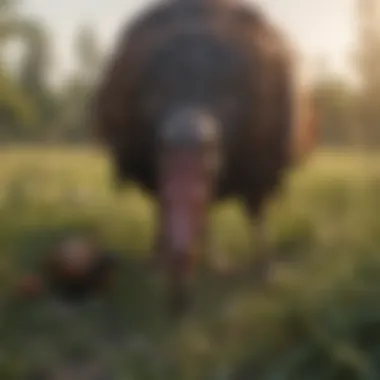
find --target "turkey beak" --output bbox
[158,108,220,274]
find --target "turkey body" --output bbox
[93,0,313,315]
[94,0,295,212]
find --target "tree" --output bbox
[17,20,57,139]
[310,58,356,147]
[51,25,103,142]
[0,0,38,139]
[74,24,103,84]
[312,74,356,146]
[352,0,380,148]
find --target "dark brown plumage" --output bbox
[92,0,316,315]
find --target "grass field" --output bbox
[1,146,380,379]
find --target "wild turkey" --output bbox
[92,0,316,315]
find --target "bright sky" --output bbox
[22,0,355,79]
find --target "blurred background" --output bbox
[1,0,380,378]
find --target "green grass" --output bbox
[0,146,380,379]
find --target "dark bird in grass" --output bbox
[92,0,316,315]
[17,236,118,303]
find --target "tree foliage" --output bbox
[352,0,380,147]
[0,0,38,138]
[312,69,356,146]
